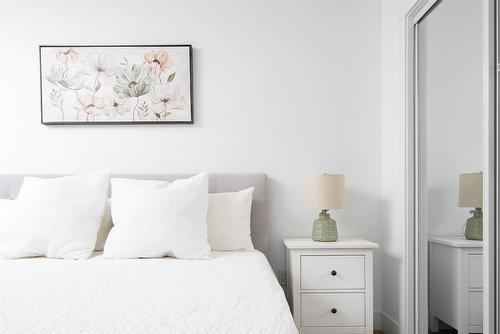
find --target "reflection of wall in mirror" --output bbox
[420,0,484,237]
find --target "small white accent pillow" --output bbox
[104,172,211,259]
[0,171,110,259]
[207,187,255,250]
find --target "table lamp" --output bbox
[458,172,483,240]
[307,173,345,242]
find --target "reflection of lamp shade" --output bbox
[458,172,483,208]
[307,174,346,210]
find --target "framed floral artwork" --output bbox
[39,45,193,124]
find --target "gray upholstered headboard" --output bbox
[0,173,269,257]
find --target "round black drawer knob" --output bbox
[331,308,338,314]
[331,270,337,276]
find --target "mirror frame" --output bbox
[404,0,496,333]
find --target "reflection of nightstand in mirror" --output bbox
[429,236,483,334]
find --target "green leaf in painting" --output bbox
[167,72,176,82]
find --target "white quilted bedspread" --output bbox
[0,250,298,334]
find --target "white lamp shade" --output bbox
[307,174,346,210]
[458,172,483,208]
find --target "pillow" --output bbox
[94,199,112,251]
[103,172,211,259]
[0,198,111,252]
[0,198,15,208]
[0,199,15,222]
[0,171,110,259]
[207,187,255,250]
[0,200,15,260]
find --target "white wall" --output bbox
[0,0,383,317]
[381,0,415,333]
[418,0,484,237]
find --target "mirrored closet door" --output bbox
[412,0,492,333]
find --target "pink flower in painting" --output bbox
[56,48,79,63]
[73,93,106,117]
[150,84,185,111]
[144,50,173,76]
[88,53,117,77]
[103,97,127,117]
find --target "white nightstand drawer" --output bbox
[301,255,365,290]
[301,292,365,327]
[468,254,483,288]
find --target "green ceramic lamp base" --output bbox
[464,208,482,240]
[312,210,338,242]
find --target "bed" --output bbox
[0,174,297,334]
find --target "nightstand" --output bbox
[284,237,378,334]
[429,236,483,334]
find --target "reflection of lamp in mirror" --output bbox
[458,172,483,240]
[307,173,345,242]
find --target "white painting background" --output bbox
[40,46,191,123]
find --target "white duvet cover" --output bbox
[0,250,297,334]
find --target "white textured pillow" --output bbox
[0,198,15,208]
[0,171,110,259]
[104,173,211,259]
[0,199,16,259]
[207,187,254,250]
[0,199,15,222]
[0,198,112,252]
[94,199,112,251]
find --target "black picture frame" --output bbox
[39,44,194,125]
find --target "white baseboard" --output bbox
[381,312,400,334]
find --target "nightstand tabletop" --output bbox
[428,235,483,248]
[283,237,379,249]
